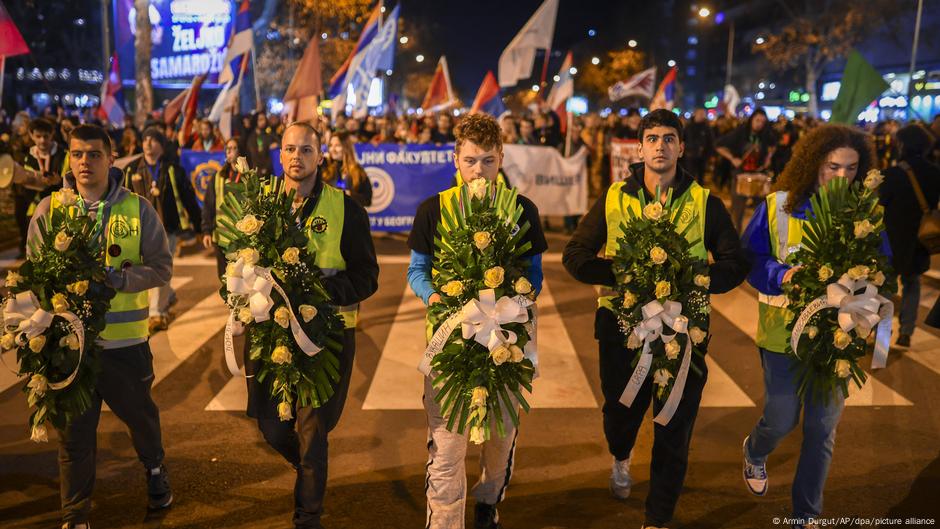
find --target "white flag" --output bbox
[498,0,559,88]
[608,67,657,102]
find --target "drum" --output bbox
[735,172,771,198]
[0,153,13,188]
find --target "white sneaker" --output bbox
[609,456,632,499]
[742,437,768,496]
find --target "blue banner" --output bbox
[114,0,235,88]
[181,143,455,232]
[180,150,225,207]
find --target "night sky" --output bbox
[397,0,680,101]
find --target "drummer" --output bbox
[716,108,777,231]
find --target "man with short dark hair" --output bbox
[13,118,68,257]
[563,109,749,529]
[408,113,548,529]
[245,121,378,529]
[28,124,174,529]
[123,127,202,333]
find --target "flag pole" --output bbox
[906,0,924,120]
[564,107,573,157]
[0,56,5,107]
[251,47,262,111]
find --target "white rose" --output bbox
[863,169,884,190]
[237,307,253,324]
[664,340,680,360]
[471,386,488,409]
[5,270,23,288]
[833,329,852,350]
[299,304,318,322]
[277,401,293,421]
[473,231,492,251]
[622,291,637,309]
[847,265,871,281]
[653,368,673,387]
[282,247,300,265]
[235,156,250,174]
[59,333,80,351]
[51,293,69,314]
[484,267,505,289]
[1,333,15,351]
[271,345,292,364]
[28,335,46,353]
[236,214,263,235]
[650,246,668,265]
[56,188,78,207]
[694,275,711,289]
[871,271,885,286]
[467,177,488,200]
[274,307,291,329]
[689,327,707,345]
[238,248,260,266]
[509,345,524,363]
[441,280,464,297]
[854,219,875,239]
[655,281,671,299]
[818,265,834,282]
[30,424,48,443]
[514,276,532,295]
[806,326,819,339]
[490,345,512,366]
[53,230,72,252]
[643,202,664,221]
[469,425,486,444]
[67,280,89,296]
[626,331,642,349]
[27,374,48,396]
[834,359,852,378]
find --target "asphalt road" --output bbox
[1,234,939,529]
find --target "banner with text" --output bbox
[501,144,588,216]
[610,138,640,182]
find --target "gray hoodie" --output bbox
[28,168,172,349]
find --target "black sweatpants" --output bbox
[596,309,707,527]
[246,329,356,529]
[58,342,165,523]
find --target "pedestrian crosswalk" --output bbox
[3,254,939,414]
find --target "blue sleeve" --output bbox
[525,253,544,296]
[741,201,790,295]
[407,250,435,305]
[878,229,893,260]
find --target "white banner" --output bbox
[501,144,588,216]
[610,138,641,183]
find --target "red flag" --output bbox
[547,51,574,133]
[164,88,189,126]
[180,73,207,138]
[284,36,323,122]
[421,56,456,112]
[469,71,504,115]
[650,67,678,111]
[96,53,125,124]
[0,1,29,57]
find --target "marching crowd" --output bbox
[1,101,940,529]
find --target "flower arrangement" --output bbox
[2,188,115,441]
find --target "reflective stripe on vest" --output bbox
[213,172,232,247]
[51,191,149,342]
[305,185,356,328]
[598,181,710,310]
[756,191,805,352]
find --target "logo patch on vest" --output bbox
[678,203,694,226]
[310,216,328,233]
[110,218,139,239]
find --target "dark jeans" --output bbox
[58,342,165,523]
[899,273,921,336]
[214,246,227,281]
[596,310,708,527]
[246,330,356,529]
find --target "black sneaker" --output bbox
[896,334,911,348]
[474,502,502,529]
[146,465,173,510]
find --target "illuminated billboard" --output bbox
[113,0,236,88]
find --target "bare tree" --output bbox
[133,0,153,128]
[754,0,899,117]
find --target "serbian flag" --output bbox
[546,51,573,132]
[97,53,125,124]
[327,2,383,99]
[650,66,677,111]
[421,56,457,112]
[178,73,207,138]
[469,71,506,116]
[218,0,253,86]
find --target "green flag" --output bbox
[830,50,889,124]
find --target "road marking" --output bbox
[710,288,913,407]
[701,355,756,407]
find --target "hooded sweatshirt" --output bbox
[27,167,173,349]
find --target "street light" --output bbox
[399,36,409,44]
[755,36,765,45]
[591,56,600,65]
[698,7,710,17]
[698,7,735,88]
[667,59,677,67]
[532,84,540,92]
[569,66,578,75]
[553,74,561,82]
[628,39,638,48]
[416,54,425,63]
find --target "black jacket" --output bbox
[563,163,751,338]
[201,163,241,235]
[880,155,940,275]
[320,159,373,208]
[295,176,380,307]
[124,156,203,235]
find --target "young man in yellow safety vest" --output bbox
[122,127,203,334]
[407,113,548,529]
[244,121,378,529]
[28,124,175,529]
[563,109,749,529]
